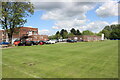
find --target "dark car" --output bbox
[25,41,33,46]
[31,41,39,45]
[67,40,77,43]
[18,41,26,46]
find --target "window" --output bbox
[33,31,37,35]
[28,31,32,35]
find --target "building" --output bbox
[68,35,102,42]
[0,27,48,43]
[0,30,8,42]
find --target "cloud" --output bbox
[52,26,59,29]
[52,19,87,30]
[52,20,109,33]
[30,1,118,34]
[111,21,118,25]
[96,1,118,17]
[38,29,50,35]
[84,21,109,32]
[32,2,64,11]
[37,2,97,32]
[40,2,97,20]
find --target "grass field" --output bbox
[2,40,118,78]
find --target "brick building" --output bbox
[68,35,102,42]
[0,27,48,43]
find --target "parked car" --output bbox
[0,42,10,45]
[14,39,21,46]
[14,39,33,46]
[17,41,26,46]
[46,40,56,44]
[52,40,57,43]
[39,41,46,45]
[62,39,67,42]
[31,41,39,45]
[58,39,63,42]
[67,39,77,43]
[25,41,33,46]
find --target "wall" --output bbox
[68,35,101,42]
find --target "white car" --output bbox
[46,40,56,44]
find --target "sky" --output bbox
[23,0,119,35]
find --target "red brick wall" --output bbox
[31,35,48,41]
[68,35,101,42]
[13,27,38,38]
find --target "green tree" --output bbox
[48,35,57,40]
[70,28,77,35]
[101,24,120,39]
[67,33,74,37]
[100,30,111,39]
[1,2,34,44]
[109,27,120,39]
[76,29,81,35]
[55,31,61,39]
[63,30,68,38]
[82,30,94,35]
[60,29,68,39]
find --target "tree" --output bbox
[82,30,94,35]
[100,24,120,39]
[100,30,111,39]
[48,35,56,40]
[55,31,61,39]
[1,2,34,44]
[70,28,76,35]
[60,29,68,39]
[63,30,68,38]
[67,33,74,37]
[76,29,81,35]
[110,29,120,39]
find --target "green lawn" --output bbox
[2,40,118,78]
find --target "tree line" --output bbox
[99,24,120,39]
[49,28,95,39]
[49,24,120,40]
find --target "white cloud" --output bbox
[52,21,109,33]
[31,1,118,34]
[84,21,109,32]
[38,29,50,35]
[30,0,117,2]
[40,2,97,20]
[52,26,59,29]
[111,21,118,25]
[96,1,118,17]
[52,19,87,31]
[32,2,64,11]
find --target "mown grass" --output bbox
[2,40,118,78]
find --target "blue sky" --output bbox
[23,1,118,35]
